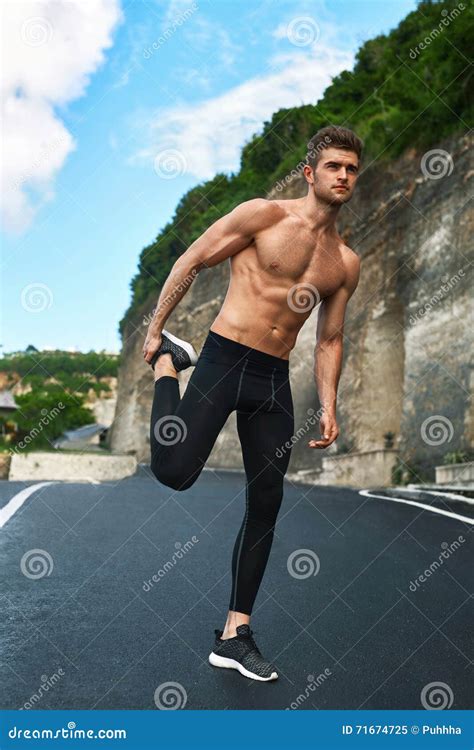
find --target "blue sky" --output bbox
[1,0,417,354]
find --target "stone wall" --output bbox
[9,451,137,482]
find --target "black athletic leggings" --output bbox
[150,328,294,615]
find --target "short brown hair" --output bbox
[306,126,363,169]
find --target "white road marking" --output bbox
[359,489,474,525]
[406,485,474,505]
[0,482,57,529]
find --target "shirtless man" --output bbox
[143,125,362,682]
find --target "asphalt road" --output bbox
[0,466,472,711]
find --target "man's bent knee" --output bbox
[151,461,197,491]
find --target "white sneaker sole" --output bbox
[208,651,278,681]
[162,328,198,367]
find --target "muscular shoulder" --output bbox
[339,243,361,293]
[230,198,285,234]
[340,241,360,266]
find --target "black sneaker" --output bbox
[149,329,198,372]
[208,624,278,681]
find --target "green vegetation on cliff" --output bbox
[120,0,472,337]
[0,349,119,388]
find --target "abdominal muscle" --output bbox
[209,256,312,360]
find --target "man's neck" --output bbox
[297,192,341,234]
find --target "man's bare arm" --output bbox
[143,199,279,361]
[309,252,360,447]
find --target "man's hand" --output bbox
[143,329,162,365]
[308,411,339,449]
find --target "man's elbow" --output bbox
[316,334,344,350]
[173,254,204,279]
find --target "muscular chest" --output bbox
[254,227,346,298]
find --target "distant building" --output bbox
[0,390,19,439]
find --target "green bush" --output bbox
[8,390,94,453]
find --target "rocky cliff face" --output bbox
[83,377,117,428]
[109,132,473,480]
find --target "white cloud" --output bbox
[179,14,241,69]
[159,4,241,71]
[129,44,354,181]
[1,0,123,233]
[162,0,199,29]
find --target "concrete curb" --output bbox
[9,451,137,482]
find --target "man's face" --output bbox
[308,146,359,205]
